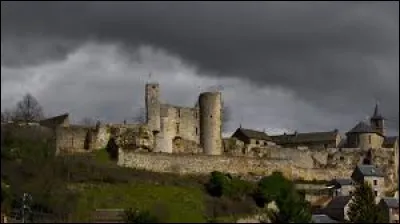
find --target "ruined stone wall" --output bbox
[93,125,111,149]
[161,104,199,144]
[118,150,354,181]
[55,125,89,154]
[145,83,161,133]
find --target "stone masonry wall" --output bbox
[55,126,89,154]
[118,150,354,181]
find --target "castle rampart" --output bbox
[117,150,354,182]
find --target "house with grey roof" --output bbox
[351,164,385,200]
[327,178,354,197]
[39,113,70,129]
[231,127,275,148]
[378,197,399,223]
[322,196,352,221]
[270,130,341,149]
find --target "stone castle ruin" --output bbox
[145,83,222,155]
[1,83,398,189]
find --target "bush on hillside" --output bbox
[205,171,254,200]
[123,208,159,223]
[253,171,295,207]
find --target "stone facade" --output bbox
[145,83,222,155]
[118,150,354,181]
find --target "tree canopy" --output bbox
[2,93,44,123]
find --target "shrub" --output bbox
[205,171,254,200]
[253,171,295,207]
[123,208,159,223]
[206,171,231,197]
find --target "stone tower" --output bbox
[370,103,385,136]
[199,92,222,155]
[145,83,161,134]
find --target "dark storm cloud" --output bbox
[1,1,399,133]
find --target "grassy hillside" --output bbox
[1,139,257,223]
[73,183,206,222]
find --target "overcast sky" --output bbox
[1,1,399,136]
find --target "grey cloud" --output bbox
[1,1,398,133]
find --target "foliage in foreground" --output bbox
[347,181,388,223]
[205,171,254,200]
[123,208,159,223]
[255,172,312,223]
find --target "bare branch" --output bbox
[13,93,44,122]
[1,109,15,123]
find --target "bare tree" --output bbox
[13,93,44,122]
[132,107,146,124]
[80,117,96,126]
[221,100,232,133]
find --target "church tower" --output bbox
[370,103,385,136]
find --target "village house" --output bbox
[322,196,352,222]
[231,128,275,148]
[351,164,385,201]
[327,178,354,197]
[270,130,341,149]
[378,198,399,223]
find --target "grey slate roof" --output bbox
[347,121,377,134]
[270,130,338,144]
[312,214,339,223]
[234,128,271,141]
[39,113,69,127]
[355,165,384,177]
[325,196,352,209]
[383,136,398,148]
[329,178,353,187]
[380,198,399,209]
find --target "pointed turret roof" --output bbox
[371,103,384,120]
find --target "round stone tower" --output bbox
[199,92,222,155]
[145,83,161,133]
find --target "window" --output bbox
[176,123,180,133]
[195,127,198,135]
[373,179,377,186]
[368,135,372,144]
[256,140,259,145]
[374,191,378,196]
[178,109,181,118]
